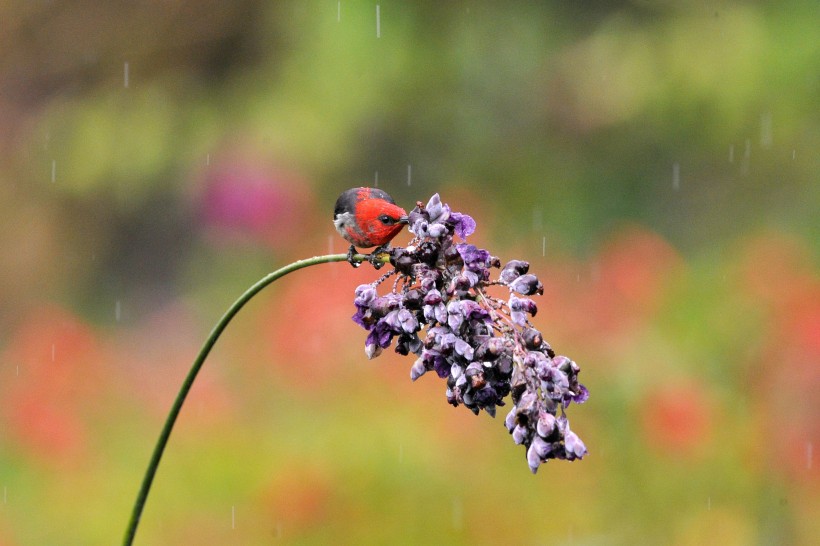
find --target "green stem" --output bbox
[123,252,374,545]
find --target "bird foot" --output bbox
[346,245,389,269]
[368,244,389,270]
[347,245,362,268]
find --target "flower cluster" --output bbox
[352,194,588,472]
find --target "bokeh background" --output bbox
[1,1,818,544]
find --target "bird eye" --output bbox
[378,214,396,225]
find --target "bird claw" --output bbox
[347,245,389,269]
[347,245,362,268]
[368,244,389,270]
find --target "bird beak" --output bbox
[398,215,410,225]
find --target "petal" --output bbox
[565,430,587,459]
[526,442,542,473]
[512,425,528,445]
[365,342,383,359]
[536,412,557,438]
[410,358,427,381]
[451,212,476,239]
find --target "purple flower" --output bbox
[456,244,490,271]
[383,308,419,334]
[348,193,588,472]
[354,284,377,306]
[410,358,427,380]
[509,295,537,326]
[499,260,529,283]
[454,338,474,360]
[364,321,393,357]
[424,193,450,224]
[536,412,557,438]
[564,430,587,460]
[509,274,543,296]
[572,384,590,405]
[450,212,476,239]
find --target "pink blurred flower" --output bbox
[199,158,315,250]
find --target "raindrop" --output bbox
[206,153,211,166]
[376,5,381,38]
[792,149,796,160]
[337,1,341,22]
[451,497,463,531]
[275,522,283,538]
[330,236,340,276]
[760,112,772,148]
[124,62,130,88]
[51,160,56,183]
[807,442,813,470]
[728,145,734,163]
[115,300,122,322]
[16,365,19,376]
[51,343,55,362]
[374,171,379,187]
[407,164,412,186]
[741,138,751,175]
[542,236,546,257]
[672,162,680,191]
[532,207,542,232]
[3,486,5,503]
[232,505,236,529]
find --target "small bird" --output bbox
[334,187,409,267]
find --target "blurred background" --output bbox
[1,1,817,544]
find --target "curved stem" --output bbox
[123,252,373,545]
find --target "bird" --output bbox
[333,187,409,267]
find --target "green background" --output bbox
[1,1,817,544]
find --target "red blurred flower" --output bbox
[113,302,237,425]
[0,305,107,465]
[257,463,334,533]
[640,381,714,459]
[260,263,364,390]
[740,233,819,485]
[536,225,683,349]
[592,225,684,325]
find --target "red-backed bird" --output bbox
[334,187,408,248]
[334,187,408,266]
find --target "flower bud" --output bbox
[365,343,383,359]
[522,328,543,350]
[512,425,528,445]
[536,412,557,438]
[564,430,587,459]
[500,260,529,283]
[504,408,517,432]
[509,274,543,296]
[410,358,427,381]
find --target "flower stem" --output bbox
[123,252,373,545]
